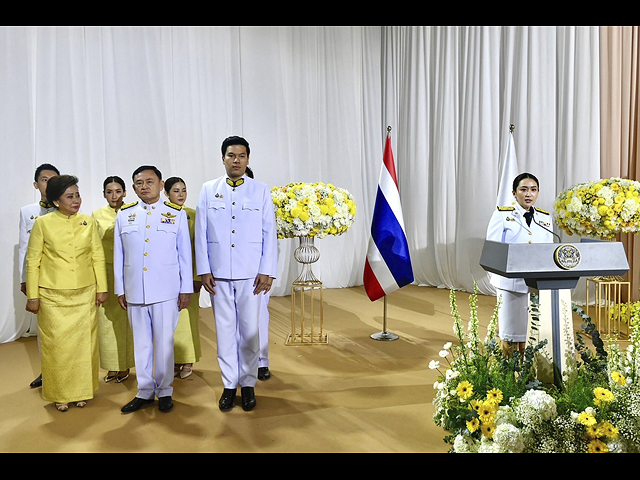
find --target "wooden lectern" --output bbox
[480,240,629,385]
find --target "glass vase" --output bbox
[293,236,321,285]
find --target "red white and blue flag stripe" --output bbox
[363,131,414,301]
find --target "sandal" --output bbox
[179,364,193,379]
[76,400,87,408]
[56,403,69,412]
[116,370,129,383]
[104,372,117,383]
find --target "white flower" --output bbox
[443,342,453,350]
[439,350,449,358]
[429,360,440,370]
[493,424,525,453]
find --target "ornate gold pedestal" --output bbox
[286,237,328,345]
[586,277,630,339]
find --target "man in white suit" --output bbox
[19,163,59,388]
[195,136,277,412]
[114,165,193,413]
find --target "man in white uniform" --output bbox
[195,136,277,411]
[19,163,59,388]
[486,173,554,356]
[114,166,193,413]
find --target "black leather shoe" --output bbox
[241,386,256,411]
[121,397,154,413]
[219,388,236,411]
[258,367,271,381]
[158,396,174,413]
[30,374,42,388]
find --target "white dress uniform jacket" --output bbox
[19,201,56,284]
[114,200,193,304]
[195,176,277,280]
[486,202,554,293]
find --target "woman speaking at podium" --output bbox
[486,173,554,357]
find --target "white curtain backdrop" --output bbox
[0,26,600,343]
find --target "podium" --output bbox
[480,240,629,385]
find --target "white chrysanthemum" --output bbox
[493,424,525,453]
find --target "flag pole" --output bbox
[371,296,399,341]
[370,126,399,341]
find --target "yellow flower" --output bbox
[469,399,482,412]
[593,387,614,404]
[600,421,619,439]
[587,439,609,453]
[481,422,496,439]
[456,381,473,400]
[486,389,503,405]
[611,371,626,386]
[578,411,597,426]
[478,402,496,423]
[466,417,479,433]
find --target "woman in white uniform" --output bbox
[486,173,554,356]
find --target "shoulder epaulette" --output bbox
[534,207,549,215]
[121,201,138,210]
[497,206,515,211]
[164,201,183,211]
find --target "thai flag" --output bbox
[363,131,414,301]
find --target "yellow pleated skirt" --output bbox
[97,267,135,371]
[173,291,201,364]
[38,285,100,403]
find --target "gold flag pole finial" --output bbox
[509,124,515,133]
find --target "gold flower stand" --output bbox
[286,237,328,345]
[586,277,630,339]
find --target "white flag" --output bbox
[496,129,520,207]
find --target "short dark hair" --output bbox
[46,174,78,205]
[164,176,186,194]
[132,165,162,181]
[103,175,126,192]
[512,173,539,192]
[34,163,60,182]
[221,136,250,157]
[245,166,254,179]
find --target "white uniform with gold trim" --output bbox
[195,175,277,389]
[114,199,193,400]
[486,202,554,342]
[18,201,56,337]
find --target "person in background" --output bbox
[245,166,272,381]
[19,163,59,389]
[195,136,277,412]
[486,172,554,357]
[25,175,107,412]
[115,166,193,414]
[92,176,135,383]
[164,176,202,379]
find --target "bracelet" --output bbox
[27,299,39,302]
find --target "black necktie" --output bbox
[523,208,534,226]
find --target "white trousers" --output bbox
[212,278,261,389]
[496,288,530,343]
[128,299,179,399]
[259,292,270,368]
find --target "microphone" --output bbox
[533,216,562,242]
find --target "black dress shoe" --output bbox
[121,397,154,413]
[30,374,42,388]
[258,367,271,381]
[219,388,236,411]
[158,396,174,413]
[241,386,256,411]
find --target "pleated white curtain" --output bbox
[0,26,600,343]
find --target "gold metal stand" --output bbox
[286,236,328,345]
[586,277,631,338]
[287,282,327,345]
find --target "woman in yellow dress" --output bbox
[92,176,135,383]
[164,177,201,379]
[26,175,108,412]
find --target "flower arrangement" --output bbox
[431,286,640,452]
[610,301,640,326]
[271,182,356,239]
[553,177,640,239]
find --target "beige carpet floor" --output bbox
[0,285,582,453]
